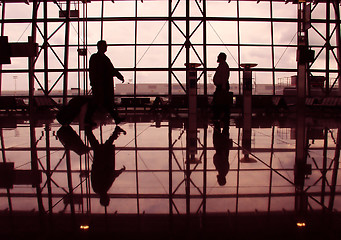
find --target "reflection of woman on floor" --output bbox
[85,125,126,206]
[213,121,231,186]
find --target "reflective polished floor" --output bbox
[0,110,341,239]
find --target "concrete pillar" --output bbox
[296,2,311,107]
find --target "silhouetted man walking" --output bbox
[86,40,124,126]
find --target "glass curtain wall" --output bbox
[0,0,340,97]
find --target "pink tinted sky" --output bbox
[0,1,336,91]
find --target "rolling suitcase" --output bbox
[56,96,90,125]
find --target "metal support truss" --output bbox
[308,1,341,95]
[0,0,339,104]
[169,0,207,97]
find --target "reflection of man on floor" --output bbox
[85,125,126,206]
[213,120,231,186]
[86,40,124,126]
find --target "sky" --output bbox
[0,0,338,92]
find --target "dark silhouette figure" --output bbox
[213,118,231,186]
[150,96,165,112]
[85,125,127,206]
[212,52,230,120]
[86,40,125,126]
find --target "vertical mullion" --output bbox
[268,126,275,213]
[270,0,275,95]
[83,2,86,95]
[77,0,80,95]
[134,0,139,215]
[168,0,172,97]
[66,150,75,216]
[236,0,242,213]
[334,2,341,96]
[168,124,173,215]
[203,124,207,215]
[168,0,173,222]
[63,1,71,105]
[45,123,53,214]
[135,122,140,214]
[86,140,91,213]
[186,0,190,70]
[236,127,241,214]
[237,0,241,95]
[326,1,331,92]
[101,0,104,40]
[328,128,340,210]
[203,0,207,96]
[134,0,138,99]
[30,121,44,214]
[44,1,48,95]
[321,128,328,208]
[186,0,191,216]
[29,0,38,112]
[84,2,88,95]
[0,2,5,95]
[85,3,88,95]
[79,145,84,214]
